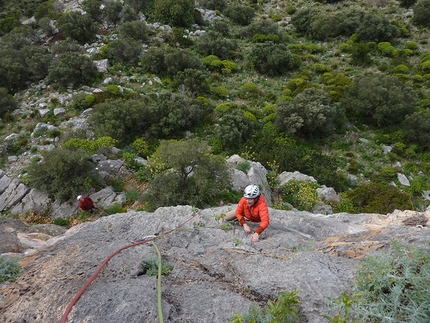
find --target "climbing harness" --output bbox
[60,210,201,323]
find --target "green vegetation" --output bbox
[1,0,430,214]
[0,257,22,282]
[140,257,174,276]
[231,289,303,323]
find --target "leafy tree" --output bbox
[341,74,417,126]
[0,87,17,118]
[26,147,103,201]
[142,46,203,76]
[82,0,102,20]
[121,4,139,22]
[151,0,195,27]
[197,0,226,11]
[34,1,58,21]
[105,0,123,24]
[195,30,238,60]
[173,68,210,97]
[402,110,430,148]
[413,0,430,27]
[57,11,98,44]
[119,20,148,40]
[51,38,83,55]
[399,0,417,7]
[223,4,255,26]
[143,138,231,211]
[290,7,318,35]
[239,19,281,39]
[350,42,373,66]
[248,42,294,76]
[0,11,21,36]
[276,88,340,139]
[356,13,399,43]
[47,52,98,89]
[107,38,142,64]
[214,109,257,151]
[89,98,149,142]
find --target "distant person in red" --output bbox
[77,195,96,212]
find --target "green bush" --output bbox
[231,290,303,323]
[352,241,430,322]
[197,0,226,11]
[377,42,397,57]
[140,257,174,276]
[0,257,22,282]
[402,110,430,147]
[150,0,195,28]
[119,20,148,40]
[173,68,210,96]
[142,138,231,211]
[342,182,412,214]
[239,19,281,39]
[341,74,417,126]
[195,30,238,60]
[223,4,255,26]
[57,11,98,44]
[276,88,340,139]
[356,13,399,42]
[105,0,123,24]
[413,0,430,27]
[142,46,203,76]
[0,87,17,118]
[47,52,98,89]
[26,147,102,201]
[107,38,142,64]
[279,179,320,211]
[82,0,102,20]
[248,42,294,76]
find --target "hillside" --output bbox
[1,1,430,217]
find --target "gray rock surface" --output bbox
[1,206,429,323]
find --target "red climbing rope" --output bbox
[60,210,200,323]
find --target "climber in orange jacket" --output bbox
[224,184,270,243]
[77,195,96,213]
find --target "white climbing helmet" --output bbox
[77,195,82,200]
[243,184,260,199]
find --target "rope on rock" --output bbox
[60,209,201,323]
[152,241,164,323]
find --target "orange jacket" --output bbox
[236,195,270,235]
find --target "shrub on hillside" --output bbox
[105,0,123,24]
[57,11,98,44]
[197,0,226,11]
[195,30,238,60]
[26,147,103,201]
[0,258,21,282]
[342,182,412,214]
[82,0,102,20]
[47,52,98,89]
[151,0,195,28]
[291,7,318,35]
[0,87,17,118]
[107,38,142,64]
[142,138,231,211]
[119,20,148,40]
[402,111,430,148]
[173,68,210,96]
[276,88,340,139]
[248,42,294,76]
[356,13,399,42]
[341,74,417,126]
[280,179,320,211]
[413,0,430,27]
[142,46,203,76]
[223,4,255,26]
[239,19,281,39]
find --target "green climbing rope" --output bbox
[151,241,164,323]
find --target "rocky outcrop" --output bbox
[1,206,429,323]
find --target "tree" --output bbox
[108,38,142,64]
[223,4,255,26]
[119,20,148,40]
[0,87,17,118]
[402,110,430,148]
[57,11,98,44]
[26,147,102,201]
[151,0,195,28]
[195,30,238,60]
[248,42,294,76]
[356,13,399,43]
[341,74,417,126]
[143,138,231,211]
[105,0,123,24]
[413,0,430,27]
[47,52,98,89]
[276,88,340,139]
[173,68,210,97]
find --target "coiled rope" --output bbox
[61,210,201,323]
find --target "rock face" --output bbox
[1,206,429,323]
